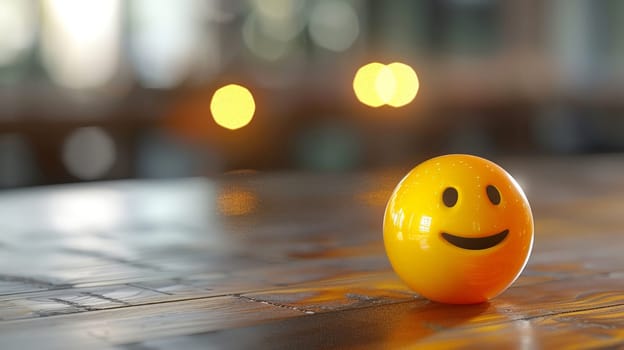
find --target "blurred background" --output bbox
[0,0,623,188]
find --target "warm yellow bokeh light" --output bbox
[210,84,256,130]
[353,62,386,107]
[353,61,419,108]
[386,62,419,107]
[375,65,396,104]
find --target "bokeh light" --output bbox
[353,62,419,108]
[62,127,116,180]
[250,0,305,42]
[129,0,218,89]
[41,0,121,89]
[376,65,397,104]
[242,14,291,62]
[210,84,256,130]
[244,0,305,61]
[308,0,360,52]
[0,0,35,67]
[353,62,387,108]
[386,62,419,107]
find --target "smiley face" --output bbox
[383,154,534,304]
[440,185,509,250]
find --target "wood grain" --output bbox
[0,155,623,349]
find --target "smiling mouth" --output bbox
[441,229,509,250]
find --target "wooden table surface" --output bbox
[0,155,623,349]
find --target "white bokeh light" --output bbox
[243,0,306,61]
[0,0,35,66]
[243,14,290,61]
[62,127,116,180]
[250,0,306,42]
[41,0,121,89]
[129,0,219,88]
[308,1,360,52]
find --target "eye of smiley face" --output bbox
[441,184,509,250]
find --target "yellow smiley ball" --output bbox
[383,154,534,304]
